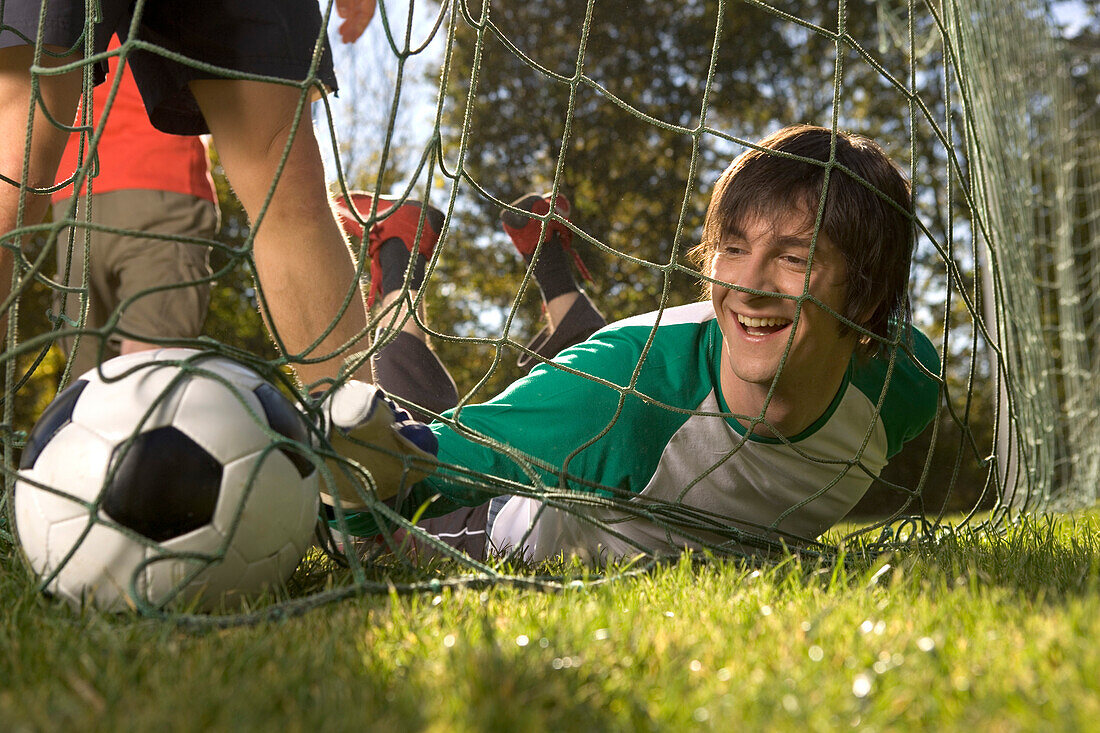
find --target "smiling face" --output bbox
[710,207,859,434]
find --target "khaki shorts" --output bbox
[55,189,217,377]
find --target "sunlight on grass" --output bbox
[3,511,1100,729]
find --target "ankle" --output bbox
[379,290,429,343]
[544,292,581,331]
[529,233,580,301]
[378,237,426,298]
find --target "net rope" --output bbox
[1,0,1096,624]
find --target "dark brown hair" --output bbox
[689,124,914,353]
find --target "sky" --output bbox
[316,0,445,191]
[1049,0,1092,34]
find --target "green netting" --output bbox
[1,0,1097,624]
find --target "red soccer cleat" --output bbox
[500,192,592,282]
[334,192,444,306]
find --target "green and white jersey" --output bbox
[418,301,939,560]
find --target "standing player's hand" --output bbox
[335,0,378,44]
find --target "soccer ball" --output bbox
[14,349,320,612]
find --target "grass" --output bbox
[3,513,1100,731]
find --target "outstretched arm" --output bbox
[335,0,378,43]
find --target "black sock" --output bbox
[372,331,459,423]
[379,238,426,297]
[524,233,579,302]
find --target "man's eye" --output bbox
[781,255,808,267]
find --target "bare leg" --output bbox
[189,79,370,388]
[379,289,427,342]
[119,338,157,355]
[544,291,580,331]
[0,45,83,330]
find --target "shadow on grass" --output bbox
[428,615,652,730]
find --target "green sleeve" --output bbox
[423,332,653,503]
[335,312,716,537]
[851,325,942,458]
[334,330,648,537]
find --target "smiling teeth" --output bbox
[737,314,791,328]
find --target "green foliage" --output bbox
[1,215,59,435]
[432,0,926,321]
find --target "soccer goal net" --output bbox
[1,0,1097,619]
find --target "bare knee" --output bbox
[188,79,327,215]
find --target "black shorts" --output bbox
[0,0,338,135]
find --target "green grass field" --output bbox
[3,513,1100,731]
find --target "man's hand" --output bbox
[316,380,438,509]
[335,0,378,43]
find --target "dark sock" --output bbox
[523,233,579,302]
[379,237,426,297]
[372,331,458,423]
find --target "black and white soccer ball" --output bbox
[14,349,320,612]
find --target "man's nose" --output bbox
[735,254,777,298]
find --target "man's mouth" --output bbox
[737,313,792,336]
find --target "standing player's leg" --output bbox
[187,79,369,389]
[0,45,83,327]
[55,190,217,376]
[107,190,216,358]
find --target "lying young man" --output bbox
[323,124,941,562]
